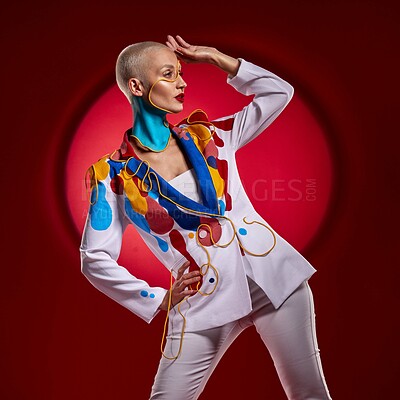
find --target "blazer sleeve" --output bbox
[80,175,168,324]
[213,58,294,151]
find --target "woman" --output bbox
[80,34,332,399]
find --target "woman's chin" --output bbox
[169,105,184,114]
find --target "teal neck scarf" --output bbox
[130,97,171,152]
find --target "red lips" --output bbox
[175,93,185,102]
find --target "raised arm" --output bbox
[166,35,294,151]
[220,58,294,150]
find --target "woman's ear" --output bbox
[128,78,144,97]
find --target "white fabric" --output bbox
[150,274,332,400]
[168,168,202,204]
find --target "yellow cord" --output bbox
[239,217,277,256]
[160,269,188,360]
[180,109,216,142]
[130,131,172,153]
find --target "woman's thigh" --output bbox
[252,280,332,399]
[149,320,245,400]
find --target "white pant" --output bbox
[150,277,332,399]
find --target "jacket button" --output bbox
[198,230,207,239]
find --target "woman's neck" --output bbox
[131,97,171,152]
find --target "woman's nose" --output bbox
[177,75,187,89]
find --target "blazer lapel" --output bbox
[170,127,219,212]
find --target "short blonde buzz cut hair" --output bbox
[115,41,168,103]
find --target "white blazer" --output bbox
[80,58,316,334]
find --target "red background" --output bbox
[2,1,398,399]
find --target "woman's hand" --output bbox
[158,260,201,311]
[166,35,217,64]
[166,35,240,77]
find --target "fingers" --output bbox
[175,289,198,303]
[166,35,180,50]
[177,274,201,292]
[172,282,198,306]
[172,269,201,299]
[176,270,201,289]
[166,36,183,58]
[176,260,190,280]
[176,35,191,48]
[169,261,202,308]
[165,40,174,51]
[166,35,192,62]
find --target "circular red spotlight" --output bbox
[66,64,334,287]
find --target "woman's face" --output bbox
[143,47,187,114]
